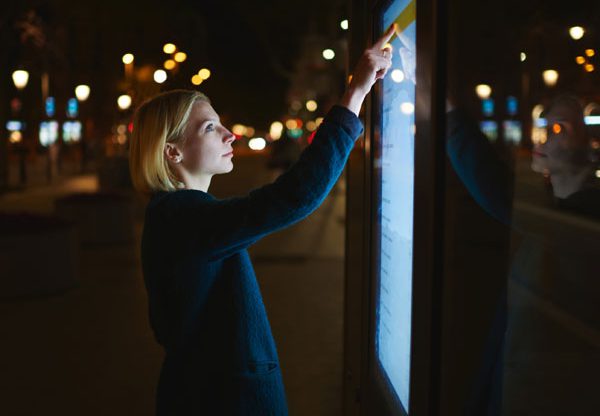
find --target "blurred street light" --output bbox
[232,124,246,136]
[154,69,167,84]
[391,69,405,83]
[12,70,29,90]
[400,102,415,115]
[576,56,586,65]
[306,100,318,112]
[269,121,283,140]
[122,53,134,64]
[542,69,559,87]
[340,20,349,30]
[174,52,187,63]
[163,43,176,54]
[164,59,176,70]
[117,94,132,110]
[248,137,266,151]
[75,85,91,102]
[475,84,492,99]
[585,49,595,57]
[569,26,585,40]
[198,68,211,80]
[520,52,527,62]
[322,49,335,60]
[9,131,23,144]
[191,74,203,85]
[585,63,595,72]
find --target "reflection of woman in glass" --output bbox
[531,95,600,219]
[128,27,394,415]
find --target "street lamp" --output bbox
[12,70,29,90]
[164,59,176,70]
[163,43,176,54]
[154,69,167,84]
[117,94,132,110]
[475,84,492,99]
[122,53,134,82]
[322,49,335,60]
[191,75,203,86]
[122,53,134,64]
[75,85,91,102]
[542,70,559,87]
[174,52,187,63]
[248,137,266,151]
[269,121,283,140]
[568,26,585,40]
[198,68,211,80]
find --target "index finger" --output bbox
[373,23,396,50]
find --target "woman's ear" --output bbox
[164,143,183,164]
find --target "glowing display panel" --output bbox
[375,0,416,412]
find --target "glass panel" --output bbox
[447,1,600,414]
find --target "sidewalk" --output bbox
[0,158,348,415]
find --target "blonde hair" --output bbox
[129,89,210,195]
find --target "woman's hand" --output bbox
[339,24,396,116]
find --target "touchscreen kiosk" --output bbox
[374,0,416,413]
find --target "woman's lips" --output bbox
[223,151,234,157]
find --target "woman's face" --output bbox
[533,104,589,175]
[179,101,236,176]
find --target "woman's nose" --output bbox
[224,131,236,144]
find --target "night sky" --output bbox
[1,0,346,133]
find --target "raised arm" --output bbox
[154,27,395,260]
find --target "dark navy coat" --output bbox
[141,105,363,415]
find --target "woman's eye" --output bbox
[205,123,214,132]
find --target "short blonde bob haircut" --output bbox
[129,89,210,195]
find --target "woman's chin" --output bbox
[222,163,234,174]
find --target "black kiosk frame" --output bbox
[344,0,446,415]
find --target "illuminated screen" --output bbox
[375,0,416,413]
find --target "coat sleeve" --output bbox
[446,109,514,226]
[162,105,364,260]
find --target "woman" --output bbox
[129,25,394,415]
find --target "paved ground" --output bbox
[0,154,348,415]
[1,153,598,415]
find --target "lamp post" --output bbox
[122,53,134,88]
[12,70,29,90]
[75,85,91,172]
[12,70,29,185]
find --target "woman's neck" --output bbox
[551,165,593,199]
[181,173,212,192]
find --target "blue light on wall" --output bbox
[66,98,78,118]
[45,97,55,118]
[506,96,518,116]
[482,98,495,117]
